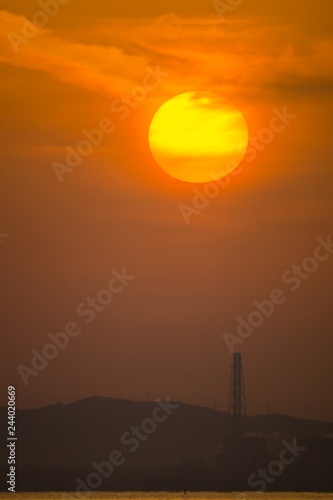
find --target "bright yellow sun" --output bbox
[148,91,249,183]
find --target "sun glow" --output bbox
[148,92,249,183]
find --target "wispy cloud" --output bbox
[1,9,332,100]
[0,10,147,97]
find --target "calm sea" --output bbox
[0,493,332,500]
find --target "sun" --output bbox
[148,91,249,183]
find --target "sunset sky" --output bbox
[0,0,332,422]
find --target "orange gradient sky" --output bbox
[0,0,333,421]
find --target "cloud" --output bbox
[0,9,332,101]
[0,10,148,97]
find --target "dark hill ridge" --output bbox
[1,396,332,468]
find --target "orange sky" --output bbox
[0,0,333,421]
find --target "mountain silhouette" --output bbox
[1,396,332,469]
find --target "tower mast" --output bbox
[228,352,246,437]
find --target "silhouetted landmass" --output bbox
[0,397,332,492]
